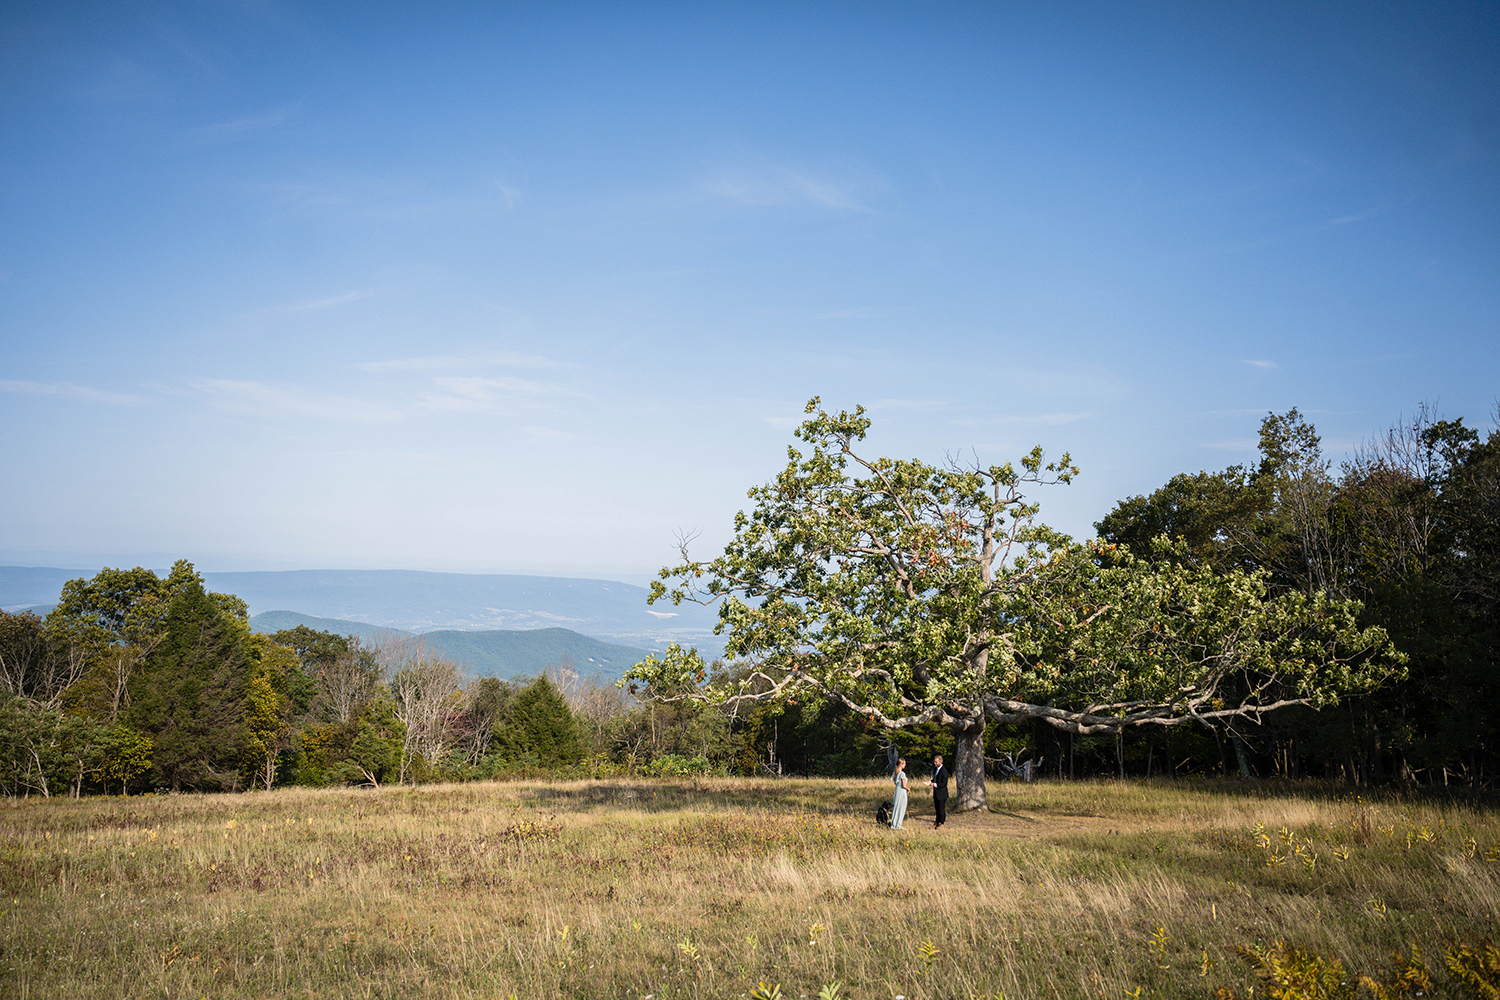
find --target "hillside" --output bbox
[248,610,652,682]
[0,565,722,658]
[245,610,409,646]
[421,628,651,682]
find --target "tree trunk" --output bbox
[953,719,987,812]
[28,746,50,798]
[1230,728,1254,779]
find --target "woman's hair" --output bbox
[897,757,906,766]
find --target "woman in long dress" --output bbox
[890,757,910,830]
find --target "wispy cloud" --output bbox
[703,162,878,212]
[259,170,521,222]
[0,380,145,405]
[869,397,952,413]
[358,351,564,372]
[262,180,350,209]
[951,411,1094,428]
[817,306,886,320]
[189,379,402,423]
[1173,195,1414,262]
[283,290,376,312]
[1012,411,1092,426]
[1329,196,1413,227]
[199,102,299,143]
[1238,359,1277,369]
[494,182,523,210]
[418,376,573,413]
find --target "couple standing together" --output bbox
[889,755,949,830]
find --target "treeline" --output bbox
[628,403,1499,787]
[0,560,896,795]
[0,404,1494,795]
[1078,404,1498,786]
[0,555,965,794]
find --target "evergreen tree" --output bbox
[127,580,253,791]
[491,677,586,768]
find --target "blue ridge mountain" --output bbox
[243,609,409,645]
[200,569,719,654]
[1,565,723,660]
[248,610,652,682]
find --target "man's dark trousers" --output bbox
[932,764,949,827]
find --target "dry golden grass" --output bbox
[2,777,1497,999]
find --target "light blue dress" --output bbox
[890,770,909,829]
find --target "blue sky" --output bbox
[2,1,1496,582]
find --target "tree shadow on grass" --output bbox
[419,775,1500,826]
[983,805,1042,822]
[516,777,898,816]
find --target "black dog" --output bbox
[875,801,893,825]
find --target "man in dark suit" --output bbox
[927,754,950,828]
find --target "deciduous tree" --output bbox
[381,637,464,783]
[242,638,297,790]
[0,610,87,709]
[629,399,1403,809]
[315,639,384,725]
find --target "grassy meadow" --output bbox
[2,777,1497,999]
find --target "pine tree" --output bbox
[127,581,252,791]
[492,676,586,768]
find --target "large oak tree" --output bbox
[629,400,1404,809]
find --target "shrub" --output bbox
[1213,937,1500,1000]
[644,753,716,777]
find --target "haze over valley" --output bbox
[0,566,723,678]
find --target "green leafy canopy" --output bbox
[628,399,1403,739]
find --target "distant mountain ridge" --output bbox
[206,569,719,653]
[0,565,721,658]
[245,610,408,645]
[249,610,651,682]
[0,566,77,613]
